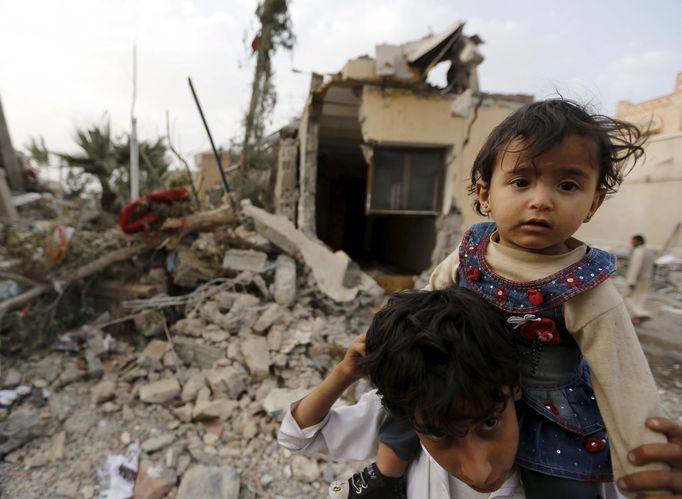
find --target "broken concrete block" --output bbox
[234,224,272,251]
[241,200,383,302]
[252,303,282,335]
[171,317,205,337]
[172,249,218,288]
[205,367,246,399]
[201,326,230,343]
[181,372,206,403]
[133,460,177,499]
[266,323,284,351]
[192,399,239,421]
[1,368,21,389]
[173,336,224,369]
[141,434,174,453]
[141,340,171,362]
[139,378,181,404]
[133,310,166,338]
[176,465,240,499]
[48,431,66,461]
[221,249,268,273]
[274,254,296,307]
[91,379,117,404]
[241,337,271,380]
[262,388,309,420]
[291,454,321,483]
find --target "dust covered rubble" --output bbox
[0,252,383,498]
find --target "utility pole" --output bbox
[130,44,140,201]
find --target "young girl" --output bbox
[332,99,669,499]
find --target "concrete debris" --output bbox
[134,310,166,338]
[91,379,117,404]
[139,378,181,404]
[252,303,282,334]
[274,254,297,307]
[0,192,395,497]
[221,249,268,273]
[133,460,177,499]
[241,200,383,302]
[141,434,174,454]
[176,465,240,499]
[240,337,271,380]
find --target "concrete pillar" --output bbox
[0,169,18,220]
[297,73,323,237]
[0,95,25,192]
[274,137,299,224]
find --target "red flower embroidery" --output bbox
[527,289,544,306]
[466,267,481,282]
[494,287,508,301]
[584,437,606,453]
[564,274,581,288]
[519,318,560,345]
[466,244,477,254]
[543,401,559,415]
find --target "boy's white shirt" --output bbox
[427,235,669,489]
[278,389,625,499]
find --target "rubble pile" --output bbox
[0,196,384,498]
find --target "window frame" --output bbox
[365,146,446,215]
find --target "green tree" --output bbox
[58,121,172,212]
[26,136,49,165]
[58,121,120,212]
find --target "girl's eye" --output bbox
[480,418,500,431]
[559,181,579,191]
[511,179,529,188]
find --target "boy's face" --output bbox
[415,387,521,494]
[476,134,606,255]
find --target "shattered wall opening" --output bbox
[313,85,437,276]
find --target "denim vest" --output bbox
[458,222,616,482]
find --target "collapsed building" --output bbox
[273,23,532,288]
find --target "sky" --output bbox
[1,0,681,168]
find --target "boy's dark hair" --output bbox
[359,287,519,437]
[469,98,646,215]
[632,234,645,244]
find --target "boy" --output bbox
[279,288,626,497]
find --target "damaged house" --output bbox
[576,71,682,257]
[273,22,531,286]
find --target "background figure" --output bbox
[624,234,656,325]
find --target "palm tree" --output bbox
[59,121,172,212]
[58,121,120,212]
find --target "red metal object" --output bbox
[118,187,189,236]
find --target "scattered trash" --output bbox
[98,441,139,499]
[0,385,31,406]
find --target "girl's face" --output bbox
[476,134,606,255]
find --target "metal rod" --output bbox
[187,77,233,198]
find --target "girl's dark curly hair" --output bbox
[469,98,646,215]
[358,288,519,438]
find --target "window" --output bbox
[367,147,445,214]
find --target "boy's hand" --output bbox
[618,417,682,497]
[338,333,367,383]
